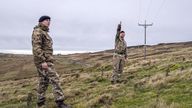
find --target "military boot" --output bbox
[111,80,116,84]
[36,103,46,108]
[37,100,46,108]
[56,101,71,108]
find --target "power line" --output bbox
[145,0,153,20]
[138,0,166,22]
[152,0,166,22]
[138,0,142,22]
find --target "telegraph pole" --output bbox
[138,20,153,59]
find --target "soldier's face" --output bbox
[41,19,51,27]
[120,33,125,39]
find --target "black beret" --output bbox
[39,15,51,22]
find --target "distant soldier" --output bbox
[32,16,70,108]
[111,22,127,84]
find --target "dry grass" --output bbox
[0,41,192,108]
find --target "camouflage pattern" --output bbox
[32,24,64,104]
[111,24,127,82]
[112,54,126,82]
[114,24,127,57]
[32,24,54,66]
[37,64,64,103]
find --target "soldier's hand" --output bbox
[118,21,122,27]
[118,24,121,28]
[42,62,48,70]
[117,24,121,31]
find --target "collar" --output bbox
[35,23,49,32]
[119,37,124,41]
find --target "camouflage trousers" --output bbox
[36,63,64,104]
[111,54,125,82]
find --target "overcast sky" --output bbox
[0,0,191,51]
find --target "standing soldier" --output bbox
[111,22,127,84]
[32,16,70,108]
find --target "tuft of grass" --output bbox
[1,42,192,107]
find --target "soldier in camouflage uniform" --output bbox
[111,22,127,84]
[32,16,70,108]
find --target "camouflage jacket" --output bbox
[114,24,127,58]
[32,24,54,66]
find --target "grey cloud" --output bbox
[0,0,192,51]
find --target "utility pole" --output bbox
[138,20,153,59]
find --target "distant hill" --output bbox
[0,41,192,108]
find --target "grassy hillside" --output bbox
[0,41,192,108]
